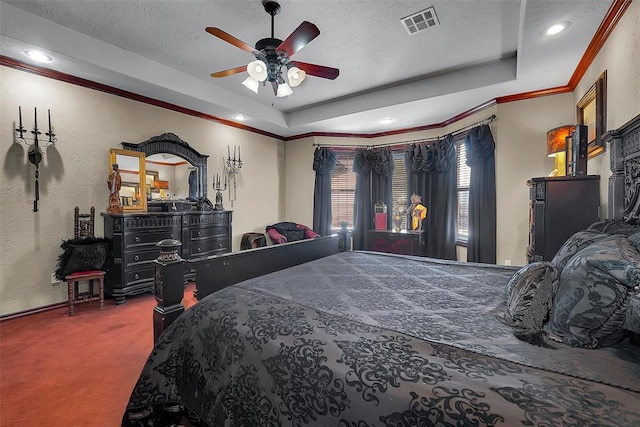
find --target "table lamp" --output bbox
[546,125,575,176]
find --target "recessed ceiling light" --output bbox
[23,49,52,62]
[544,21,570,36]
[233,114,247,121]
[380,118,395,125]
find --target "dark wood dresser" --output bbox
[366,229,426,256]
[102,210,232,304]
[526,175,599,263]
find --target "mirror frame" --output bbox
[121,133,211,209]
[109,148,147,212]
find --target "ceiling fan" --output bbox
[206,0,339,97]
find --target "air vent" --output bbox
[401,6,439,35]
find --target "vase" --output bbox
[393,214,403,232]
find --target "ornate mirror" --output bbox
[109,148,147,212]
[121,133,213,210]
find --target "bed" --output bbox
[122,115,640,426]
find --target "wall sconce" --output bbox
[225,145,243,206]
[546,125,575,177]
[14,106,57,212]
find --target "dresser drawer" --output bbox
[190,238,228,258]
[124,249,160,268]
[124,267,155,285]
[124,229,180,248]
[189,226,227,240]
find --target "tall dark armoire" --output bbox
[526,175,600,263]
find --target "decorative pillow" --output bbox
[629,232,640,251]
[550,234,640,348]
[588,220,640,237]
[551,230,609,276]
[496,261,559,346]
[55,237,111,280]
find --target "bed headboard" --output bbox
[605,113,640,223]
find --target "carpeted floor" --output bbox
[0,285,197,426]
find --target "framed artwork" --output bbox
[576,70,607,158]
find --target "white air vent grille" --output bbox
[401,6,439,35]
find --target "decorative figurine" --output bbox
[107,163,123,214]
[407,193,427,231]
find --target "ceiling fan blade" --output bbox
[277,21,320,57]
[206,27,259,55]
[210,65,248,78]
[292,61,340,80]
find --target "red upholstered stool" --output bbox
[65,270,105,316]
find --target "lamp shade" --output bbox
[287,67,306,87]
[546,125,575,157]
[241,76,260,93]
[247,60,268,82]
[276,82,293,97]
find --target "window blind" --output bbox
[456,142,470,239]
[331,154,356,228]
[391,151,408,229]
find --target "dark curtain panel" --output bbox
[405,136,457,260]
[465,124,497,264]
[312,147,337,236]
[352,147,394,250]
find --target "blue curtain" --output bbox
[465,124,496,264]
[312,147,337,236]
[405,135,457,260]
[352,147,394,250]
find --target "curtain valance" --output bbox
[353,147,394,177]
[405,135,456,174]
[312,147,337,176]
[465,124,495,166]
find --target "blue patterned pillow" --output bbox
[551,230,608,275]
[497,262,559,344]
[550,234,640,348]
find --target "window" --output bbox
[391,151,408,229]
[330,153,356,229]
[456,141,470,242]
[329,144,469,243]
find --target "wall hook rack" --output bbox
[14,106,57,212]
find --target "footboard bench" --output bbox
[152,234,340,341]
[192,234,340,300]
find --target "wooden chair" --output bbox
[65,206,105,316]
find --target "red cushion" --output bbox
[65,270,105,280]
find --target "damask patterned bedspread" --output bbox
[123,251,640,426]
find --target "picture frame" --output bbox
[576,70,607,158]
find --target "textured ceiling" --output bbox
[0,0,614,137]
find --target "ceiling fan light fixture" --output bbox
[242,76,260,93]
[276,82,293,97]
[287,67,306,87]
[247,60,268,81]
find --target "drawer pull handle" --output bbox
[134,273,139,280]
[218,243,223,248]
[134,255,140,261]
[197,247,201,252]
[170,234,174,239]
[135,236,141,243]
[197,231,201,237]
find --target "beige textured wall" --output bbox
[0,66,284,316]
